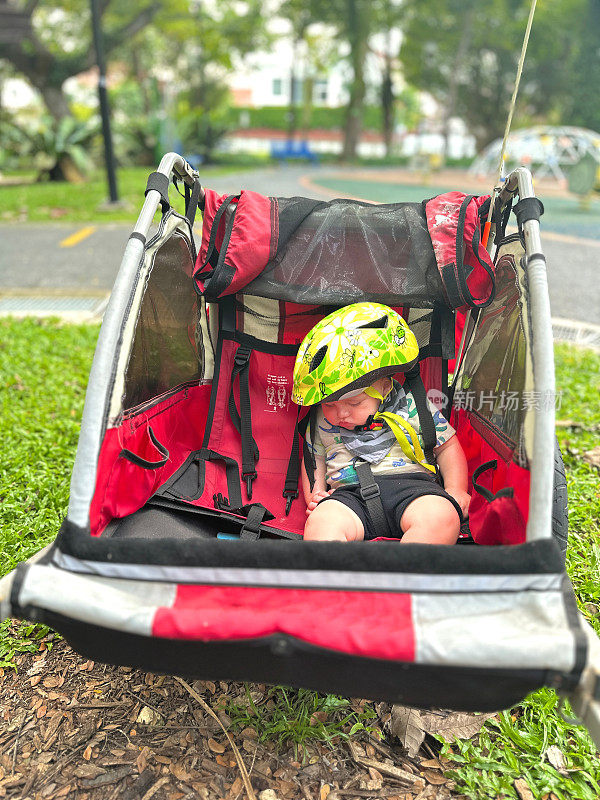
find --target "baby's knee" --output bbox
[401,495,460,544]
[438,501,461,539]
[304,501,363,542]
[304,511,341,541]
[428,498,461,544]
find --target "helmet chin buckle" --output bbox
[355,414,384,433]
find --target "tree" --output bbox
[298,0,382,159]
[398,0,589,152]
[162,0,270,162]
[368,0,404,158]
[380,35,395,157]
[549,0,600,132]
[303,0,412,159]
[340,0,372,159]
[299,29,340,130]
[278,0,314,139]
[0,1,161,122]
[1,0,270,166]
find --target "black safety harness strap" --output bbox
[299,409,318,493]
[239,503,269,540]
[282,407,301,514]
[354,461,392,538]
[228,346,259,499]
[185,179,202,227]
[198,448,243,511]
[354,367,440,538]
[403,366,439,479]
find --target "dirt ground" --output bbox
[0,631,467,800]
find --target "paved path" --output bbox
[0,166,598,325]
[0,222,130,292]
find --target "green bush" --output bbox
[2,114,99,181]
[110,79,163,167]
[227,105,383,132]
[177,92,233,165]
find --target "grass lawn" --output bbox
[0,318,599,797]
[434,342,600,799]
[0,159,266,224]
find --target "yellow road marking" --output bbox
[60,226,97,248]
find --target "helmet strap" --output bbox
[363,380,436,474]
[363,378,393,402]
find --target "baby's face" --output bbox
[321,391,380,430]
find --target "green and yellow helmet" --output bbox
[292,302,419,406]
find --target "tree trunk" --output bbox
[47,155,86,183]
[381,51,394,158]
[38,83,72,122]
[442,5,474,163]
[342,0,368,161]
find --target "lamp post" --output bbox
[90,0,119,203]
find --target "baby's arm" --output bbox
[301,456,330,516]
[434,435,471,517]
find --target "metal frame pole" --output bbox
[68,153,199,528]
[510,168,555,542]
[90,0,119,203]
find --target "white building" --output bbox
[228,32,349,109]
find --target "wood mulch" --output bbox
[0,630,465,800]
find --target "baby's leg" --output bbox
[400,495,460,544]
[304,499,364,542]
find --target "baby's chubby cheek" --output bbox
[355,409,373,426]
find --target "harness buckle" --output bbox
[213,492,231,510]
[234,347,251,367]
[358,482,381,502]
[283,489,299,515]
[242,470,257,499]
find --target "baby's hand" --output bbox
[306,489,331,516]
[446,488,471,518]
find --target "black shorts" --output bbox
[318,473,463,541]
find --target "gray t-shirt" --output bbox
[307,392,455,490]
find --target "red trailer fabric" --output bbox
[153,585,415,661]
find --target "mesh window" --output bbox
[235,296,281,341]
[123,230,201,410]
[235,296,340,345]
[244,198,446,307]
[405,308,436,350]
[456,244,529,461]
[235,296,440,353]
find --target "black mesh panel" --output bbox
[244,198,444,307]
[123,229,201,410]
